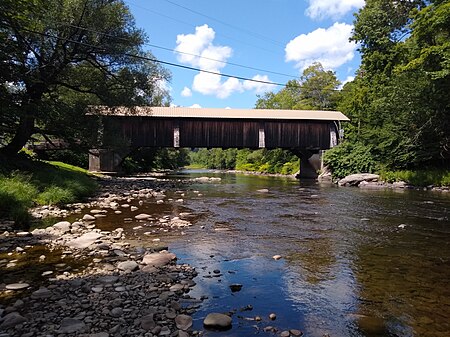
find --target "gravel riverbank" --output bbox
[0,176,215,337]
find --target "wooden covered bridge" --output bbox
[88,106,349,178]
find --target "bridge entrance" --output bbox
[87,106,349,179]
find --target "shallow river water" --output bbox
[4,170,449,337]
[163,170,449,337]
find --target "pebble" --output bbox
[273,255,282,260]
[290,329,303,336]
[5,283,29,290]
[269,313,277,320]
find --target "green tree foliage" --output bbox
[256,63,341,110]
[332,0,449,175]
[122,148,189,174]
[0,0,170,155]
[323,141,377,178]
[189,148,299,175]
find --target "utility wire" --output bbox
[21,28,285,87]
[160,0,285,47]
[125,0,280,55]
[57,22,298,79]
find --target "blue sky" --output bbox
[124,0,364,109]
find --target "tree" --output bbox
[0,0,170,155]
[336,0,450,170]
[255,63,340,111]
[298,63,341,110]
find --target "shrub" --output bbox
[323,141,377,179]
[380,169,450,187]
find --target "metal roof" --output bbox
[88,106,350,121]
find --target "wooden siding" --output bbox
[179,119,259,148]
[105,117,174,147]
[102,117,334,150]
[264,120,331,149]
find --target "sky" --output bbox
[124,0,365,109]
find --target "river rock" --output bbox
[52,221,71,234]
[0,312,27,328]
[110,307,123,318]
[5,283,29,290]
[57,317,86,333]
[170,284,185,292]
[135,213,151,220]
[229,284,242,292]
[290,329,303,336]
[66,232,103,249]
[82,214,96,221]
[338,173,380,187]
[142,252,176,267]
[117,260,139,272]
[273,255,282,260]
[98,275,119,284]
[175,314,193,330]
[31,287,52,299]
[203,313,232,330]
[141,314,156,330]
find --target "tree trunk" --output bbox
[0,114,35,155]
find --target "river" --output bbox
[161,170,449,337]
[3,169,449,337]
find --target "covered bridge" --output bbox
[88,106,349,178]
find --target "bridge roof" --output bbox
[89,106,349,121]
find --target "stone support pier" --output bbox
[88,149,129,173]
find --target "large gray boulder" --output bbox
[203,313,232,330]
[338,173,380,187]
[142,252,176,267]
[66,232,103,249]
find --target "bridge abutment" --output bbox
[89,148,129,173]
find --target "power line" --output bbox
[160,0,285,47]
[57,22,298,80]
[21,28,285,87]
[125,0,280,55]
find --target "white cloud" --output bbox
[192,72,243,99]
[338,75,355,89]
[285,22,357,71]
[189,104,202,108]
[342,75,355,85]
[306,0,365,19]
[181,86,192,97]
[175,24,274,99]
[243,75,277,94]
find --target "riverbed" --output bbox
[2,170,450,337]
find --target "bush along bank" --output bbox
[322,142,450,190]
[0,154,98,227]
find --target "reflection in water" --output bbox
[168,170,450,337]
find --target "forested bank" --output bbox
[189,148,300,175]
[325,0,449,176]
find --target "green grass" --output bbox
[379,169,450,187]
[184,163,206,169]
[0,154,98,226]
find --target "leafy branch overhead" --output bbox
[0,0,171,154]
